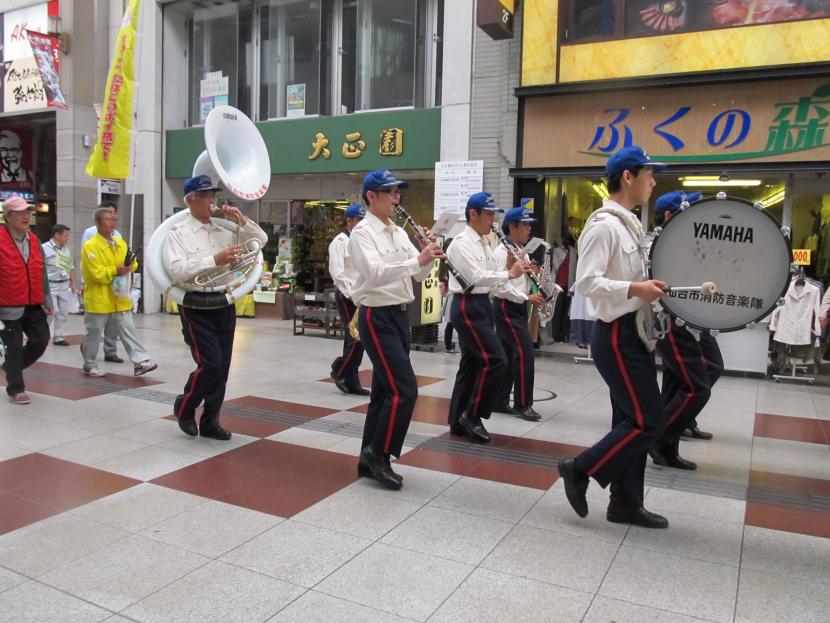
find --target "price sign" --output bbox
[792,249,811,266]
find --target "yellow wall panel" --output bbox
[521,0,557,86]
[559,19,830,83]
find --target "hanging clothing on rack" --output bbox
[770,279,822,345]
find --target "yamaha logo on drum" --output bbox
[693,222,754,244]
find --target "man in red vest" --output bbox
[0,195,52,405]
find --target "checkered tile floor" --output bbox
[0,313,828,622]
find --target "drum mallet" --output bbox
[662,281,717,295]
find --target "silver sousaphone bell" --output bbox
[146,105,271,310]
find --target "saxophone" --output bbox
[536,241,560,326]
[348,306,361,341]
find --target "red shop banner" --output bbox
[25,29,68,110]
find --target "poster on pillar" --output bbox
[25,30,67,110]
[0,127,35,190]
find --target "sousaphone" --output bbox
[146,105,271,309]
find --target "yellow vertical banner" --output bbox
[85,0,141,179]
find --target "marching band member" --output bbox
[349,168,443,490]
[446,192,530,443]
[164,174,268,440]
[492,206,546,421]
[328,203,369,396]
[558,146,671,529]
[649,190,724,470]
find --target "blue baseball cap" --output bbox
[183,174,221,196]
[362,168,410,194]
[605,146,666,178]
[503,206,537,225]
[655,190,701,223]
[344,203,365,219]
[465,192,503,213]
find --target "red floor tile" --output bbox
[398,447,480,476]
[32,362,164,388]
[4,362,163,400]
[207,414,289,438]
[13,466,139,512]
[506,437,587,459]
[216,472,349,517]
[749,470,830,497]
[321,369,444,389]
[745,500,830,539]
[350,395,451,425]
[754,413,828,445]
[151,457,273,499]
[0,454,80,492]
[58,334,85,346]
[225,396,339,419]
[213,439,321,472]
[281,451,358,487]
[0,492,59,535]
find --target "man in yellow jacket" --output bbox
[80,207,157,377]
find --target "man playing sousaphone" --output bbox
[165,174,268,439]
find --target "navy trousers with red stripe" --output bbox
[493,298,535,408]
[448,294,507,426]
[358,305,418,458]
[573,313,665,510]
[692,330,724,429]
[655,319,715,454]
[177,304,236,428]
[331,290,364,390]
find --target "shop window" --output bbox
[188,3,254,125]
[563,0,830,43]
[260,1,324,119]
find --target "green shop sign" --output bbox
[166,108,440,179]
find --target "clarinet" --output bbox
[395,205,474,294]
[492,226,555,301]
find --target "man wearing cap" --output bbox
[649,191,723,470]
[492,207,546,422]
[558,146,672,529]
[81,208,158,379]
[164,175,268,439]
[349,168,443,489]
[43,224,78,346]
[0,195,53,405]
[328,203,370,396]
[446,192,531,443]
[82,202,124,363]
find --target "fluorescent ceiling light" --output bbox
[592,182,609,199]
[681,179,762,187]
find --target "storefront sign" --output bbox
[522,78,830,168]
[198,71,228,124]
[166,108,440,178]
[97,178,122,195]
[434,160,484,219]
[792,249,812,265]
[0,126,34,190]
[477,0,514,40]
[3,3,48,61]
[3,57,46,112]
[287,83,305,118]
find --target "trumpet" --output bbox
[395,205,474,294]
[492,226,556,301]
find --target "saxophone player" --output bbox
[446,192,531,443]
[492,207,546,421]
[164,175,268,439]
[328,203,369,395]
[349,168,443,489]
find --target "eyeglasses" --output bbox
[193,190,218,199]
[0,147,22,157]
[375,188,401,196]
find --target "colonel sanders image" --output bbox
[0,130,33,186]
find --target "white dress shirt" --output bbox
[575,199,647,323]
[164,212,268,287]
[492,243,529,303]
[348,210,432,307]
[770,280,822,345]
[446,225,508,295]
[328,231,355,299]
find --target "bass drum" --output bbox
[648,195,792,332]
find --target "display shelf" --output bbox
[293,290,341,338]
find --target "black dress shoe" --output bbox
[357,456,403,483]
[517,406,542,421]
[493,403,520,416]
[384,454,403,483]
[200,425,232,440]
[53,339,70,346]
[330,371,350,394]
[349,386,371,396]
[448,423,466,437]
[359,446,402,490]
[459,413,490,443]
[174,395,198,437]
[649,448,697,470]
[682,426,714,440]
[558,459,589,518]
[606,505,669,529]
[104,354,124,363]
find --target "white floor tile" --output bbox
[735,568,830,623]
[267,590,411,623]
[0,581,110,623]
[741,525,830,585]
[429,477,544,523]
